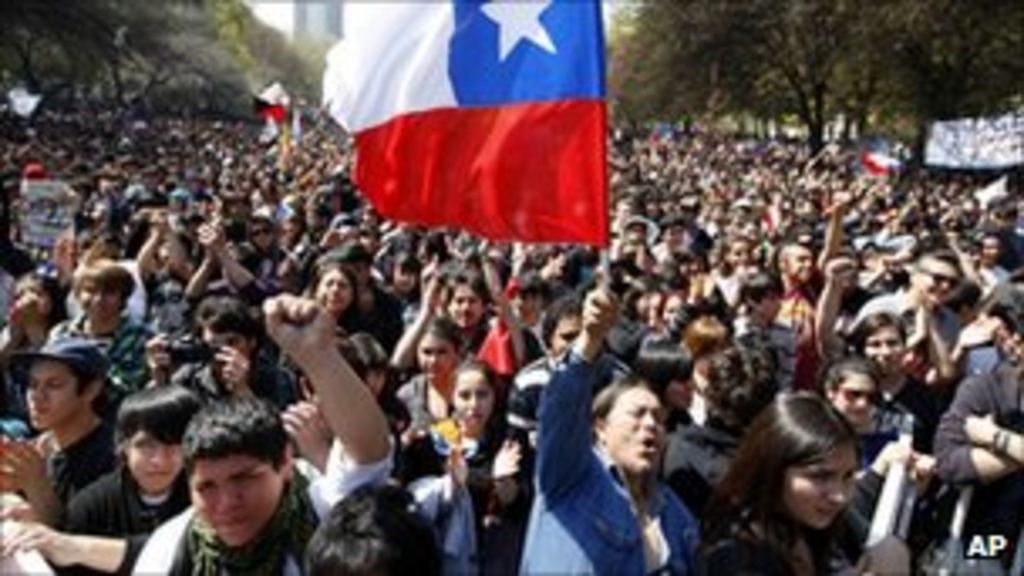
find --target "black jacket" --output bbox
[662,418,740,520]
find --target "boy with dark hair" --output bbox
[2,338,116,526]
[734,271,796,391]
[133,295,395,575]
[305,484,441,576]
[1,385,201,575]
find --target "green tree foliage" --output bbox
[610,0,1023,152]
[0,0,321,116]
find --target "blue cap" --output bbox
[14,338,109,382]
[169,187,193,203]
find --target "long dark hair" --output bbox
[703,393,859,575]
[453,359,506,447]
[15,269,68,328]
[308,258,364,333]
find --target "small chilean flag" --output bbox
[323,1,609,246]
[860,150,902,176]
[254,82,289,124]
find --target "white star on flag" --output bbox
[481,0,557,61]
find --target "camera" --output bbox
[167,337,213,365]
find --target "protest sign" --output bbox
[18,179,78,262]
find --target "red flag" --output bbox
[477,320,517,378]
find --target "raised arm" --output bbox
[184,251,219,301]
[390,273,442,370]
[815,257,856,361]
[264,295,390,464]
[135,219,164,282]
[481,252,526,368]
[536,287,618,502]
[944,232,985,289]
[817,188,850,272]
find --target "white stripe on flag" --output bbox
[323,4,457,132]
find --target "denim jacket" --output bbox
[520,351,700,575]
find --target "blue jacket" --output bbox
[520,351,700,575]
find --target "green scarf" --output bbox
[187,473,317,576]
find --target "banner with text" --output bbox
[925,113,1023,169]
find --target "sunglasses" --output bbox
[917,267,959,286]
[837,387,879,404]
[928,272,959,286]
[251,228,273,236]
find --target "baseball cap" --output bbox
[22,163,47,180]
[623,215,660,246]
[13,338,109,383]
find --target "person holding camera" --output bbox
[145,295,297,409]
[132,294,394,575]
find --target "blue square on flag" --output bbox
[324,0,609,246]
[449,0,605,106]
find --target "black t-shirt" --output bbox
[47,423,116,507]
[63,467,191,576]
[877,377,947,454]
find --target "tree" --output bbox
[877,0,1024,154]
[609,0,1023,153]
[0,0,321,116]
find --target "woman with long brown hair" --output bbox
[701,393,860,575]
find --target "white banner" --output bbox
[925,113,1024,169]
[7,87,41,118]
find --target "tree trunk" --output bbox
[15,39,40,92]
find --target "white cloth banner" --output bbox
[975,176,1009,208]
[925,113,1024,169]
[7,87,41,118]
[258,81,290,106]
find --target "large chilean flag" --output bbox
[322,1,608,246]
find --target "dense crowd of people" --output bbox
[0,107,1022,575]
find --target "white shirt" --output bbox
[133,441,393,575]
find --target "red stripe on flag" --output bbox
[353,100,608,246]
[861,151,899,176]
[261,104,287,124]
